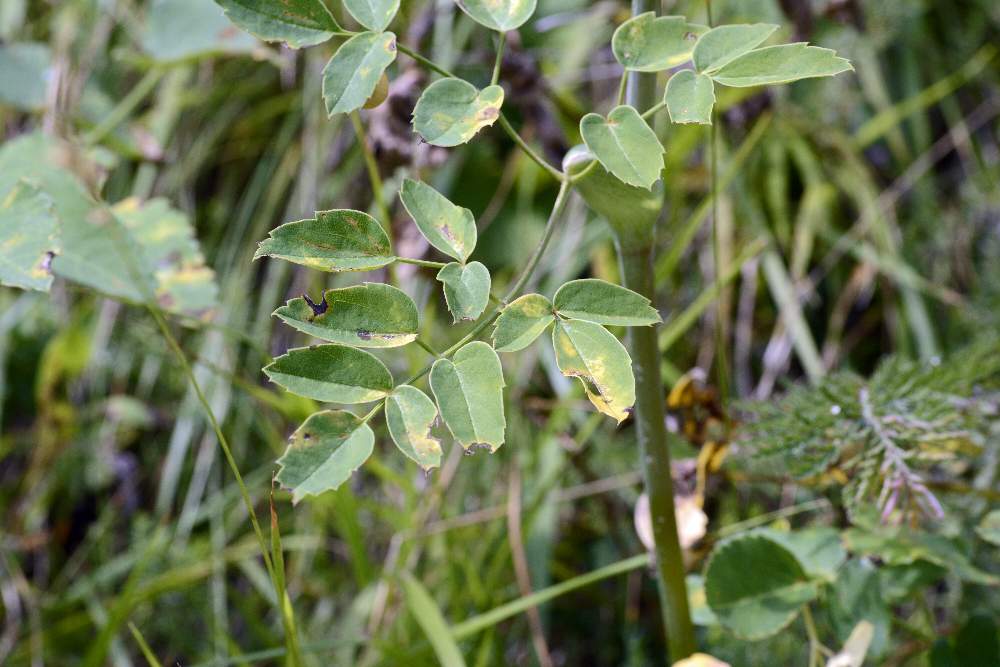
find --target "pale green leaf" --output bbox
[273,282,418,347]
[254,209,395,272]
[686,574,719,627]
[705,533,819,640]
[0,181,57,291]
[436,261,491,322]
[977,510,1000,546]
[399,178,477,262]
[412,78,504,147]
[579,105,663,189]
[343,0,399,31]
[429,341,505,450]
[0,42,51,111]
[492,293,554,352]
[711,43,853,88]
[553,279,660,326]
[562,144,663,241]
[385,385,442,470]
[455,0,536,32]
[552,319,635,423]
[264,344,393,404]
[665,70,715,125]
[322,31,397,116]
[756,527,846,582]
[276,410,374,502]
[611,13,706,72]
[692,23,777,73]
[215,0,338,47]
[142,0,258,63]
[401,573,467,667]
[843,528,999,586]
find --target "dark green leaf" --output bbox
[553,278,660,326]
[492,293,554,352]
[692,23,777,73]
[429,341,505,451]
[711,43,853,88]
[264,344,394,404]
[664,70,715,125]
[552,319,635,423]
[322,31,397,116]
[254,209,394,272]
[215,0,339,47]
[276,410,374,502]
[412,78,504,147]
[0,181,57,291]
[580,105,663,189]
[273,283,418,347]
[704,533,819,640]
[400,178,477,262]
[385,385,442,470]
[611,12,705,72]
[437,261,491,322]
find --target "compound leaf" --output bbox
[580,105,663,189]
[412,78,504,147]
[455,0,536,32]
[254,209,395,272]
[215,0,339,47]
[143,0,257,63]
[429,341,505,450]
[400,178,477,262]
[385,385,442,470]
[665,70,715,125]
[711,43,853,88]
[274,283,418,348]
[264,344,393,404]
[552,319,635,422]
[343,0,399,31]
[436,261,491,322]
[322,31,397,116]
[611,12,705,72]
[705,533,819,640]
[553,279,659,326]
[0,182,58,291]
[276,410,374,502]
[693,23,777,73]
[492,293,554,352]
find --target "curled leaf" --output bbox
[413,78,504,147]
[552,318,635,422]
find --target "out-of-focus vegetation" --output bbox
[1,0,999,665]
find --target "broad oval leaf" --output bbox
[554,279,660,326]
[254,209,394,271]
[552,319,635,422]
[611,13,706,72]
[143,0,258,63]
[665,70,715,125]
[276,410,374,502]
[429,341,505,450]
[580,105,663,190]
[343,0,399,32]
[710,43,853,88]
[215,0,339,47]
[322,31,397,116]
[455,0,536,32]
[412,78,504,147]
[264,344,393,403]
[492,293,554,352]
[400,178,477,262]
[0,182,57,292]
[705,533,819,640]
[756,527,846,582]
[977,510,1000,546]
[437,261,491,322]
[385,385,442,470]
[274,283,418,347]
[0,43,51,111]
[692,23,777,73]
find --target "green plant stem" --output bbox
[415,338,441,358]
[641,100,666,120]
[492,32,506,86]
[128,622,164,667]
[350,111,392,226]
[83,67,163,145]
[616,70,628,106]
[614,0,696,661]
[396,257,447,269]
[801,603,825,667]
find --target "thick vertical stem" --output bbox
[617,0,697,661]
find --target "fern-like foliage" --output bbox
[739,336,1000,523]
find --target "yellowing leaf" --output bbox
[254,209,395,272]
[400,178,477,262]
[612,12,706,72]
[0,182,57,291]
[552,319,635,422]
[385,385,442,470]
[412,78,504,147]
[492,293,554,352]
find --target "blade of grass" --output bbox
[400,573,467,667]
